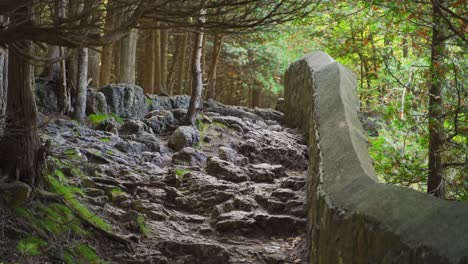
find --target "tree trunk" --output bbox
[73,48,88,121]
[41,45,60,80]
[251,88,260,108]
[0,7,42,186]
[176,32,189,95]
[427,1,447,198]
[167,35,181,96]
[206,34,223,99]
[154,26,162,94]
[160,28,169,91]
[185,10,206,125]
[0,32,7,118]
[99,0,116,87]
[88,48,100,88]
[143,30,155,94]
[118,28,138,83]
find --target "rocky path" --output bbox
[41,99,308,263]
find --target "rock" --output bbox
[275,97,285,113]
[239,129,308,170]
[170,108,188,124]
[101,83,148,117]
[161,240,229,264]
[86,88,108,115]
[95,117,121,133]
[35,77,58,113]
[248,163,286,183]
[213,116,250,133]
[218,146,237,164]
[119,119,152,135]
[115,140,148,154]
[168,126,199,151]
[254,107,283,121]
[206,157,250,182]
[144,110,175,134]
[147,95,191,111]
[135,133,160,152]
[204,99,260,120]
[172,147,206,167]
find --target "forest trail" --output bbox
[24,96,309,263]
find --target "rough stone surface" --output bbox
[284,51,468,264]
[22,93,308,264]
[101,83,147,117]
[144,110,175,134]
[206,156,250,182]
[86,88,108,115]
[168,126,199,151]
[172,147,206,167]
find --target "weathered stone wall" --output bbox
[284,51,468,264]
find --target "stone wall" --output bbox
[284,51,468,264]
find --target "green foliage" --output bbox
[88,113,123,127]
[17,237,47,256]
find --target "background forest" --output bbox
[0,0,466,199]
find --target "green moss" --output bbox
[100,137,111,143]
[88,113,123,127]
[146,97,152,106]
[63,253,74,264]
[54,169,69,183]
[73,244,102,263]
[175,168,191,178]
[137,214,149,234]
[17,236,47,256]
[64,149,81,160]
[109,188,126,202]
[47,174,111,231]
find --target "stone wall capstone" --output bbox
[284,51,468,264]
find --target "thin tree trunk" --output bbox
[99,0,116,87]
[176,32,189,95]
[88,48,100,88]
[185,10,206,125]
[201,33,207,80]
[118,28,138,83]
[427,0,446,198]
[251,88,260,108]
[143,30,155,94]
[161,28,169,91]
[0,7,42,186]
[154,26,162,94]
[167,35,181,96]
[0,24,7,118]
[206,34,223,99]
[73,48,88,121]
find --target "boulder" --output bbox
[172,147,206,167]
[168,126,199,151]
[86,88,108,115]
[206,156,250,183]
[248,163,286,183]
[275,98,285,113]
[213,116,250,133]
[95,117,121,133]
[101,83,147,117]
[147,95,191,111]
[145,110,175,134]
[218,146,237,164]
[119,119,152,135]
